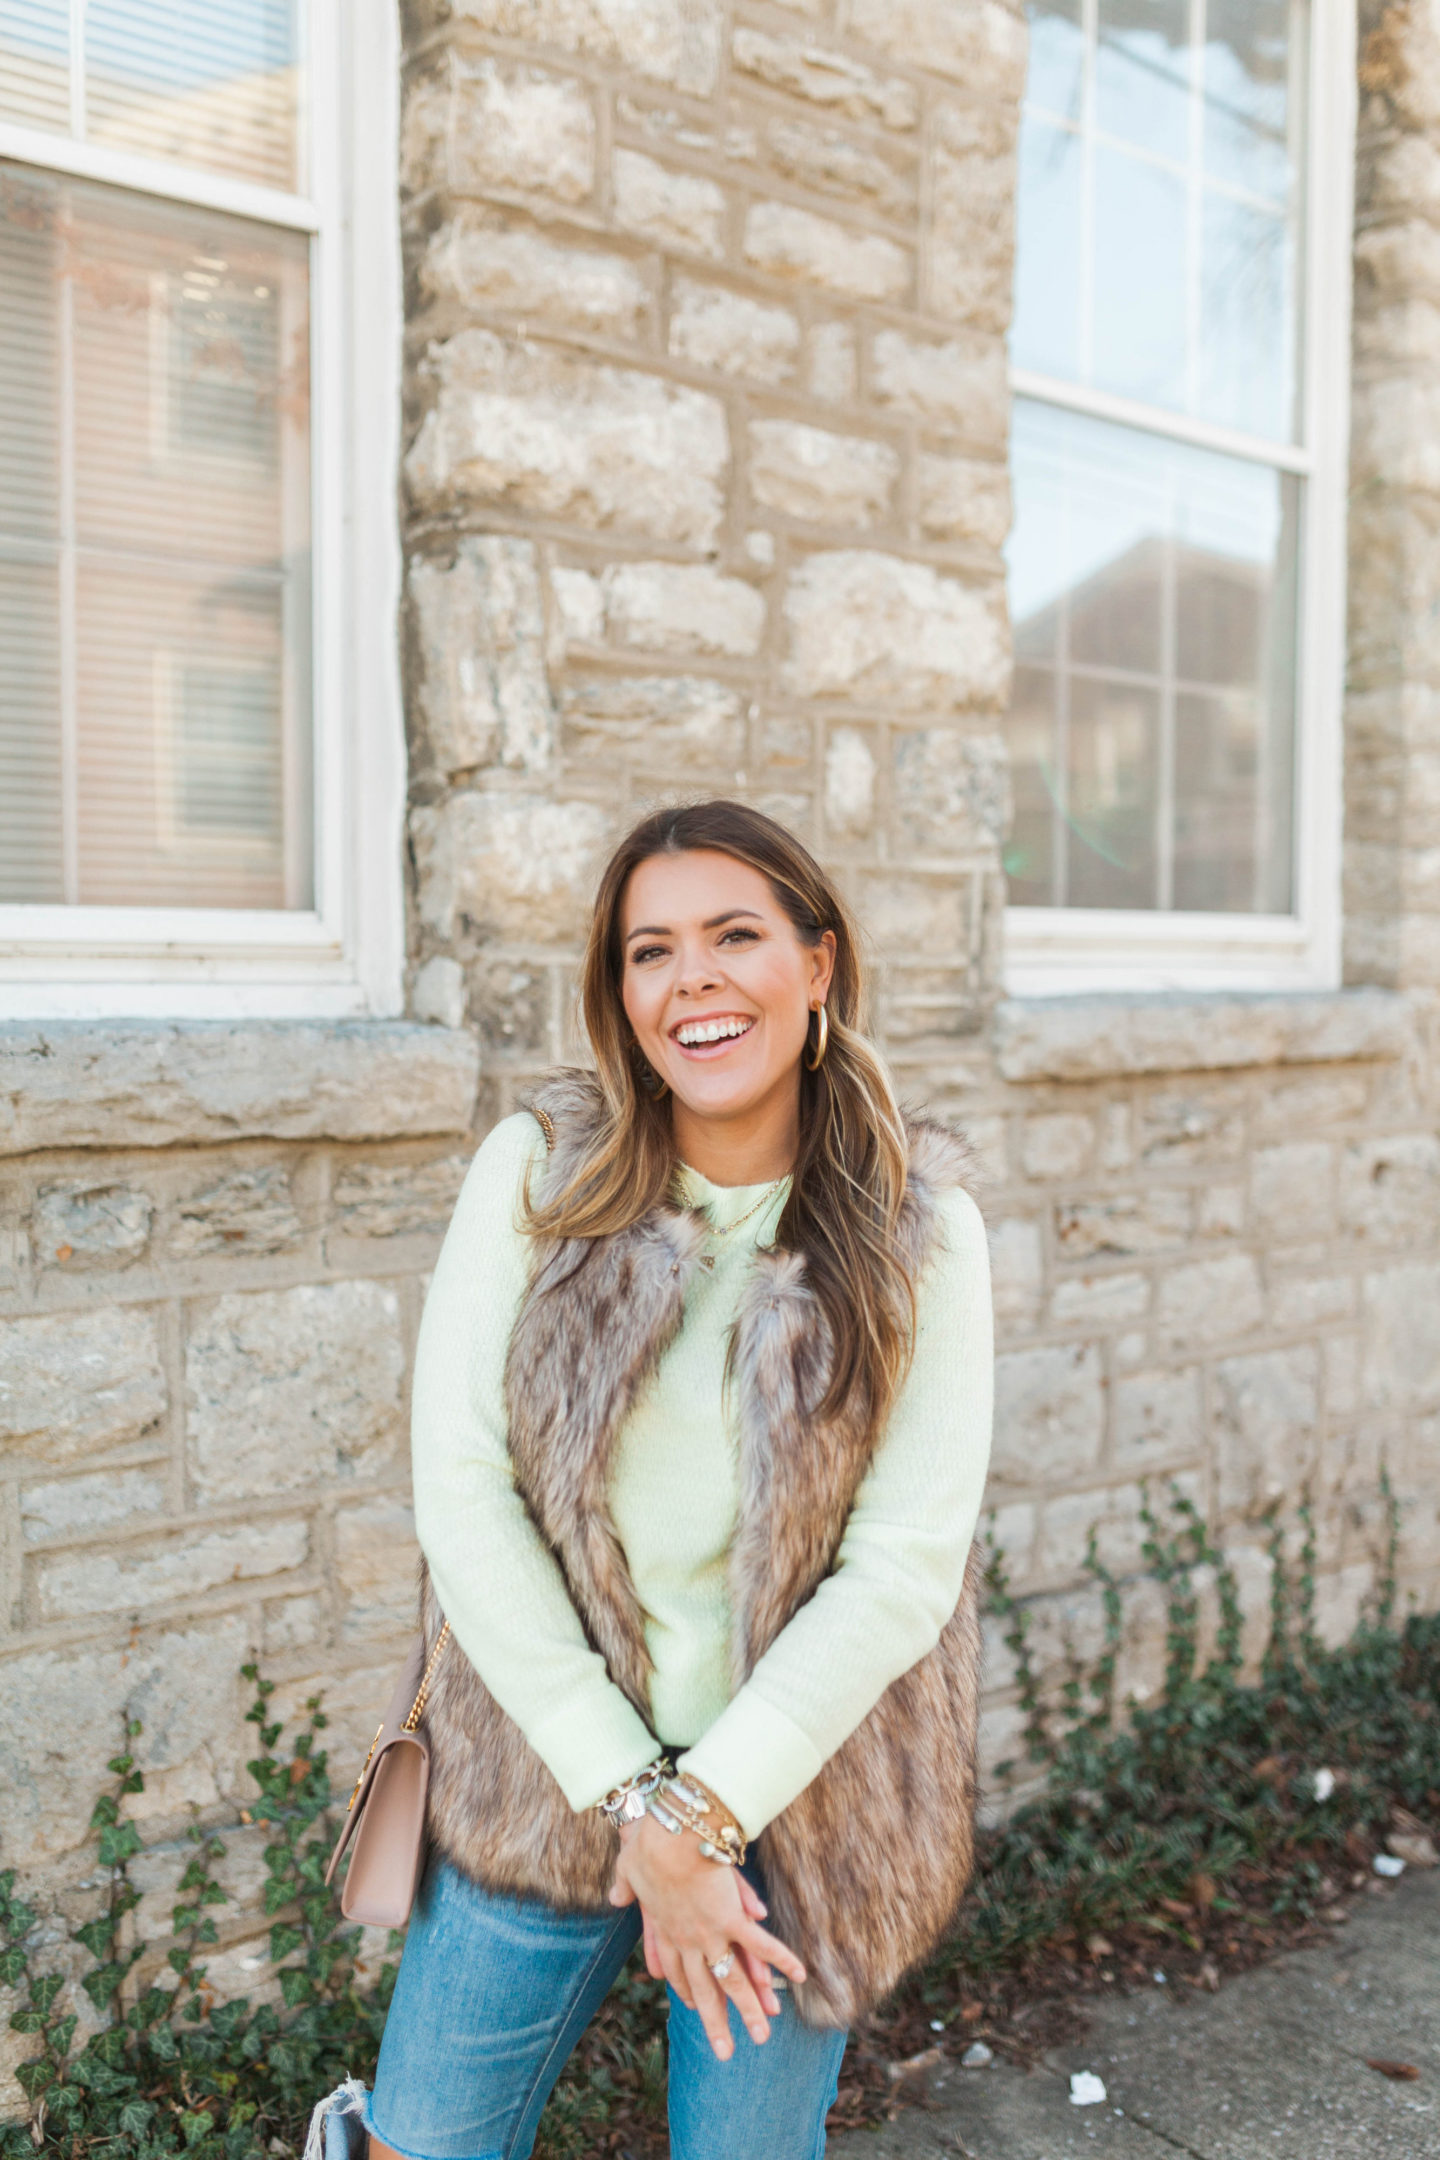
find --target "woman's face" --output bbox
[619,850,834,1124]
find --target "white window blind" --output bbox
[0,3,313,912]
[1003,0,1350,987]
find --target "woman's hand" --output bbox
[610,1816,806,2060]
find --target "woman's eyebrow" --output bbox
[624,908,762,944]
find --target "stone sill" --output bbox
[992,988,1413,1084]
[0,1019,481,1158]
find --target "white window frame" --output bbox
[1003,0,1355,996]
[0,0,404,1019]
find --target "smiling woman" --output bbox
[312,801,995,2160]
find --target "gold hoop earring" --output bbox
[805,1003,829,1072]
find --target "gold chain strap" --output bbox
[403,1620,450,1733]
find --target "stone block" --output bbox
[33,1182,152,1272]
[1050,1271,1149,1327]
[1268,1273,1355,1331]
[991,1343,1105,1483]
[410,537,556,781]
[782,550,1007,710]
[853,873,968,961]
[566,560,767,657]
[1055,1188,1192,1260]
[1137,1085,1247,1163]
[984,1497,1039,1578]
[1197,1183,1245,1238]
[1214,1347,1321,1518]
[0,1306,166,1465]
[1157,1252,1264,1351]
[743,200,910,303]
[926,101,1018,331]
[406,332,728,550]
[1041,1475,1199,1584]
[1250,1140,1337,1241]
[731,26,918,128]
[612,148,726,257]
[561,675,747,766]
[990,989,1411,1084]
[411,791,610,944]
[747,419,899,528]
[405,56,595,202]
[1363,1261,1440,1409]
[667,277,801,380]
[0,1619,251,1867]
[1311,1562,1374,1649]
[331,1156,470,1240]
[335,1498,420,1644]
[466,953,553,1060]
[870,326,1007,442]
[186,1281,406,1504]
[917,451,1011,549]
[412,956,468,1029]
[1111,1366,1204,1472]
[451,0,722,95]
[987,1216,1043,1333]
[420,211,649,338]
[823,726,877,836]
[1021,1112,1095,1181]
[0,1022,479,1154]
[763,116,917,219]
[1339,1131,1440,1246]
[35,1516,308,1621]
[842,0,1028,97]
[20,1463,168,1544]
[892,727,1008,856]
[167,1166,303,1260]
[1325,1332,1361,1418]
[806,320,858,402]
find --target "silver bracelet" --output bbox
[596,1754,670,1826]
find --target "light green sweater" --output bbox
[411,1112,994,1836]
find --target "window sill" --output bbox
[0,1018,480,1158]
[991,988,1413,1084]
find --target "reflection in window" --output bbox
[1005,402,1298,915]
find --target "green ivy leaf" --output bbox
[97,1821,143,1868]
[119,2099,158,2138]
[8,2009,47,2035]
[29,1972,65,2015]
[0,1947,27,1988]
[13,2059,55,2098]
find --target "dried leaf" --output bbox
[1366,2059,1420,2082]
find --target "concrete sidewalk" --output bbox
[830,1869,1439,2159]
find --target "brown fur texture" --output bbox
[421,1071,984,2026]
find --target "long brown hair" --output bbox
[525,800,916,1443]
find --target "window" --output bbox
[0,0,402,1016]
[1003,0,1354,991]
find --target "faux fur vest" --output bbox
[419,1070,984,2028]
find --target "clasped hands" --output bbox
[609,1815,807,2062]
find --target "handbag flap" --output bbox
[324,1633,429,1887]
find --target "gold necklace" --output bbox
[696,1179,785,1272]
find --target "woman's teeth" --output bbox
[675,1018,753,1046]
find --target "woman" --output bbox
[332,801,993,2160]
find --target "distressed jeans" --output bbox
[358,1855,847,2160]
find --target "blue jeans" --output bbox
[364,1856,847,2160]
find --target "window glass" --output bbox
[1005,399,1298,915]
[0,163,312,909]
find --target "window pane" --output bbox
[0,163,312,911]
[1028,0,1084,122]
[1200,195,1291,440]
[0,0,69,134]
[86,0,302,191]
[1005,399,1298,913]
[1204,0,1298,204]
[1095,0,1189,162]
[1012,114,1082,379]
[1092,143,1187,410]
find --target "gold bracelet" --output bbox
[597,1755,671,1827]
[645,1771,747,1867]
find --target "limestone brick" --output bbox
[870,326,1007,441]
[19,1464,168,1545]
[1111,1366,1204,1473]
[420,214,649,339]
[892,728,1008,857]
[406,332,729,550]
[987,1216,1044,1334]
[166,1166,303,1260]
[823,726,877,836]
[1339,1131,1440,1245]
[1268,1274,1356,1332]
[561,560,767,658]
[561,675,748,767]
[763,117,917,219]
[991,1344,1105,1483]
[991,990,1410,1084]
[411,790,610,944]
[330,1157,471,1240]
[467,955,553,1062]
[926,99,1018,331]
[852,872,970,961]
[449,0,723,96]
[1041,1475,1199,1584]
[781,550,1007,709]
[1214,1347,1321,1519]
[0,1307,166,1465]
[33,1518,310,1624]
[1137,1086,1246,1164]
[743,199,910,303]
[611,148,726,258]
[1250,1141,1337,1242]
[1020,1112,1095,1182]
[1055,1188,1192,1261]
[335,1498,420,1644]
[917,452,1011,548]
[667,278,802,380]
[1049,1271,1149,1328]
[841,0,1028,99]
[747,418,900,528]
[730,26,919,130]
[1157,1253,1264,1352]
[32,1182,152,1273]
[1363,1261,1440,1409]
[806,321,858,401]
[404,56,596,203]
[185,1282,406,1504]
[412,957,468,1029]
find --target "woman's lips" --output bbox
[670,1016,756,1057]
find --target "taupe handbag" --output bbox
[324,1622,449,1928]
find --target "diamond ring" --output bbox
[706,1952,734,1981]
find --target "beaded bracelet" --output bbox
[645,1770,747,1867]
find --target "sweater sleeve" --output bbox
[410,1113,660,1811]
[677,1185,994,1837]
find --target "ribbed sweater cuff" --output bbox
[677,1692,824,1839]
[528,1691,661,1814]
